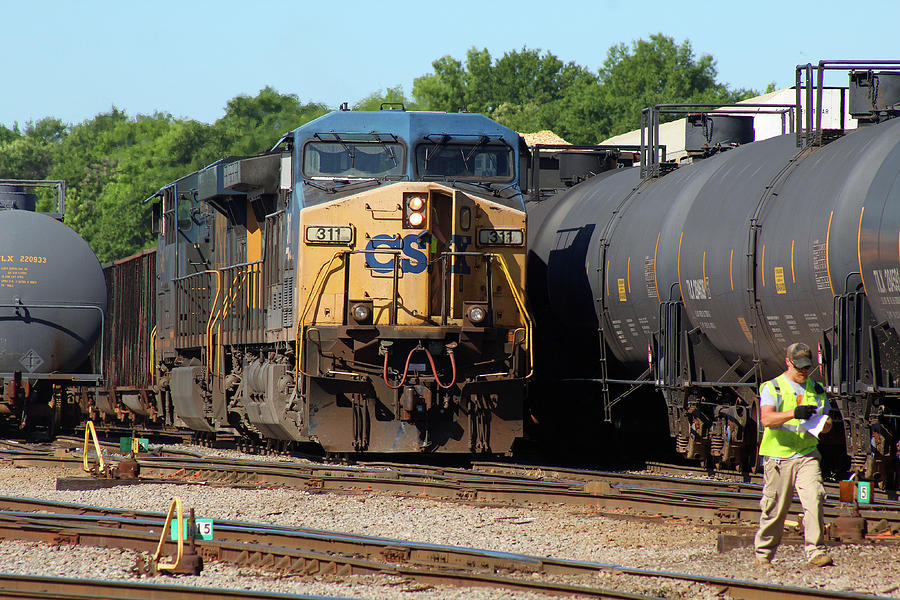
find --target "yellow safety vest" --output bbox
[758,373,825,458]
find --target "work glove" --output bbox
[793,404,817,420]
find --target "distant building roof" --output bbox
[520,130,570,146]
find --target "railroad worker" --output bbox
[754,342,834,569]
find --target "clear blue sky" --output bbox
[2,0,897,129]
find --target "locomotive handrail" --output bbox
[435,250,533,379]
[215,260,264,376]
[0,301,105,381]
[173,270,221,376]
[489,252,532,379]
[295,249,401,382]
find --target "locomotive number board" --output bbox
[306,225,354,244]
[478,228,524,246]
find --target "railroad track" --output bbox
[1,445,898,540]
[0,496,890,600]
[0,572,351,600]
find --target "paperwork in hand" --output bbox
[799,413,829,438]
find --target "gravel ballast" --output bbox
[0,454,898,599]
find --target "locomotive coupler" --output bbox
[400,383,432,422]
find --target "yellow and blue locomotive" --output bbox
[150,107,531,453]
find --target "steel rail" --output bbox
[0,505,889,600]
[4,448,900,531]
[0,572,357,600]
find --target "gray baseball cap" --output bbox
[787,342,814,368]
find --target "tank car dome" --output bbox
[0,210,106,374]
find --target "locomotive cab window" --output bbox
[415,140,514,181]
[177,196,193,232]
[302,141,405,178]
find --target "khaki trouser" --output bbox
[754,451,827,561]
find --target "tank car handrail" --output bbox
[0,301,104,381]
[0,179,65,217]
[795,60,900,147]
[640,104,796,178]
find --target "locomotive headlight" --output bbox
[352,303,372,323]
[408,211,425,227]
[467,305,487,324]
[403,193,427,229]
[407,195,425,211]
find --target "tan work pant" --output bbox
[754,452,827,561]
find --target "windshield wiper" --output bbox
[448,180,493,193]
[462,135,489,163]
[372,133,399,168]
[331,178,380,192]
[422,134,451,174]
[303,179,334,193]
[315,132,355,167]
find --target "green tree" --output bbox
[55,89,329,262]
[412,37,758,144]
[0,136,54,179]
[0,124,20,145]
[413,47,595,120]
[0,118,69,180]
[353,85,418,111]
[53,110,180,261]
[215,87,328,156]
[594,34,757,137]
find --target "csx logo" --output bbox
[365,234,471,274]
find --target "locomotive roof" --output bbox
[292,110,521,145]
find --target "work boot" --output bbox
[755,556,773,570]
[808,552,833,567]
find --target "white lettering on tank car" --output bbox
[638,316,651,334]
[812,242,831,290]
[684,278,710,300]
[644,257,658,298]
[872,268,900,294]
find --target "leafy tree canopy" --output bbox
[413,35,757,144]
[353,86,418,111]
[1,36,762,261]
[593,34,757,137]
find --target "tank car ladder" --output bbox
[824,275,900,486]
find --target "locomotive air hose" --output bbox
[383,347,457,390]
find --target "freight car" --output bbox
[528,61,900,485]
[92,107,531,454]
[0,180,106,431]
[83,249,157,424]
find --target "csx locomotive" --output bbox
[528,61,900,484]
[92,107,531,454]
